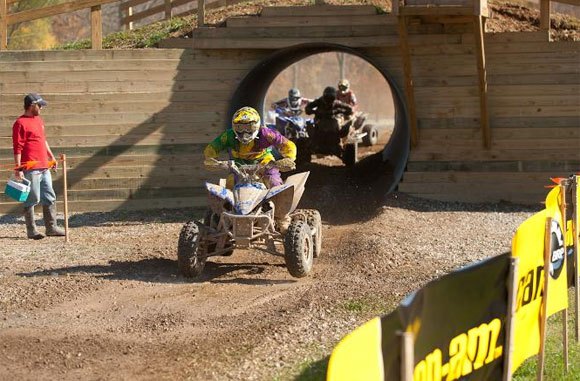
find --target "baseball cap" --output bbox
[24,93,47,108]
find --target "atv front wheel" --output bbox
[362,124,379,146]
[284,220,313,278]
[295,138,312,165]
[177,221,207,278]
[342,143,356,166]
[303,209,322,258]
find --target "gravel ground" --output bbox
[0,159,541,380]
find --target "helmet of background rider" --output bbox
[288,88,301,110]
[337,79,350,93]
[322,86,337,104]
[232,106,261,144]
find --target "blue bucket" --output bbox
[4,178,31,202]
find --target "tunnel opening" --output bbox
[229,43,409,200]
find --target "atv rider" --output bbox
[305,86,353,131]
[203,106,297,189]
[305,87,354,157]
[271,88,312,116]
[336,79,358,109]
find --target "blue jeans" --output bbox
[23,169,56,208]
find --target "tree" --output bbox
[8,0,59,49]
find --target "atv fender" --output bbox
[206,182,234,213]
[268,172,310,219]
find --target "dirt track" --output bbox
[0,156,539,380]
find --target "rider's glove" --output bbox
[204,158,223,171]
[275,158,296,172]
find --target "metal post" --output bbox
[503,257,519,381]
[574,175,580,342]
[537,217,553,381]
[399,331,414,381]
[560,180,569,370]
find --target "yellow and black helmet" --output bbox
[232,106,261,144]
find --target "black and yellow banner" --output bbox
[327,254,511,381]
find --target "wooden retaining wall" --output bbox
[0,49,268,213]
[0,5,578,213]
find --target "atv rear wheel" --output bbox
[177,221,207,278]
[342,143,356,166]
[302,209,322,258]
[362,124,379,146]
[284,220,313,278]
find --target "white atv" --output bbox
[177,159,322,279]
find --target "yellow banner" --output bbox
[326,317,383,381]
[511,209,546,370]
[510,187,568,371]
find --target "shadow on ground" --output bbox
[294,355,329,381]
[17,257,295,285]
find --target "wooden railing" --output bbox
[121,0,246,30]
[1,0,578,51]
[0,0,121,50]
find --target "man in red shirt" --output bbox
[13,93,65,239]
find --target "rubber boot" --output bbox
[24,206,44,240]
[42,204,65,237]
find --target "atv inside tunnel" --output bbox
[229,43,410,195]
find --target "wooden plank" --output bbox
[260,5,378,17]
[0,111,226,128]
[399,181,559,194]
[120,0,149,11]
[0,143,205,159]
[7,0,120,25]
[401,171,565,183]
[226,14,397,27]
[192,35,400,49]
[486,41,578,54]
[0,0,7,50]
[0,197,207,214]
[0,60,255,72]
[409,147,580,161]
[91,5,102,50]
[540,0,551,32]
[0,78,239,93]
[158,38,193,49]
[192,24,396,39]
[396,188,548,205]
[198,0,205,26]
[406,159,580,172]
[398,16,418,147]
[399,6,475,16]
[404,0,471,5]
[418,116,580,129]
[474,15,490,148]
[553,0,580,5]
[0,133,215,148]
[0,69,247,83]
[0,49,189,62]
[419,127,580,140]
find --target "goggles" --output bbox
[234,123,256,133]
